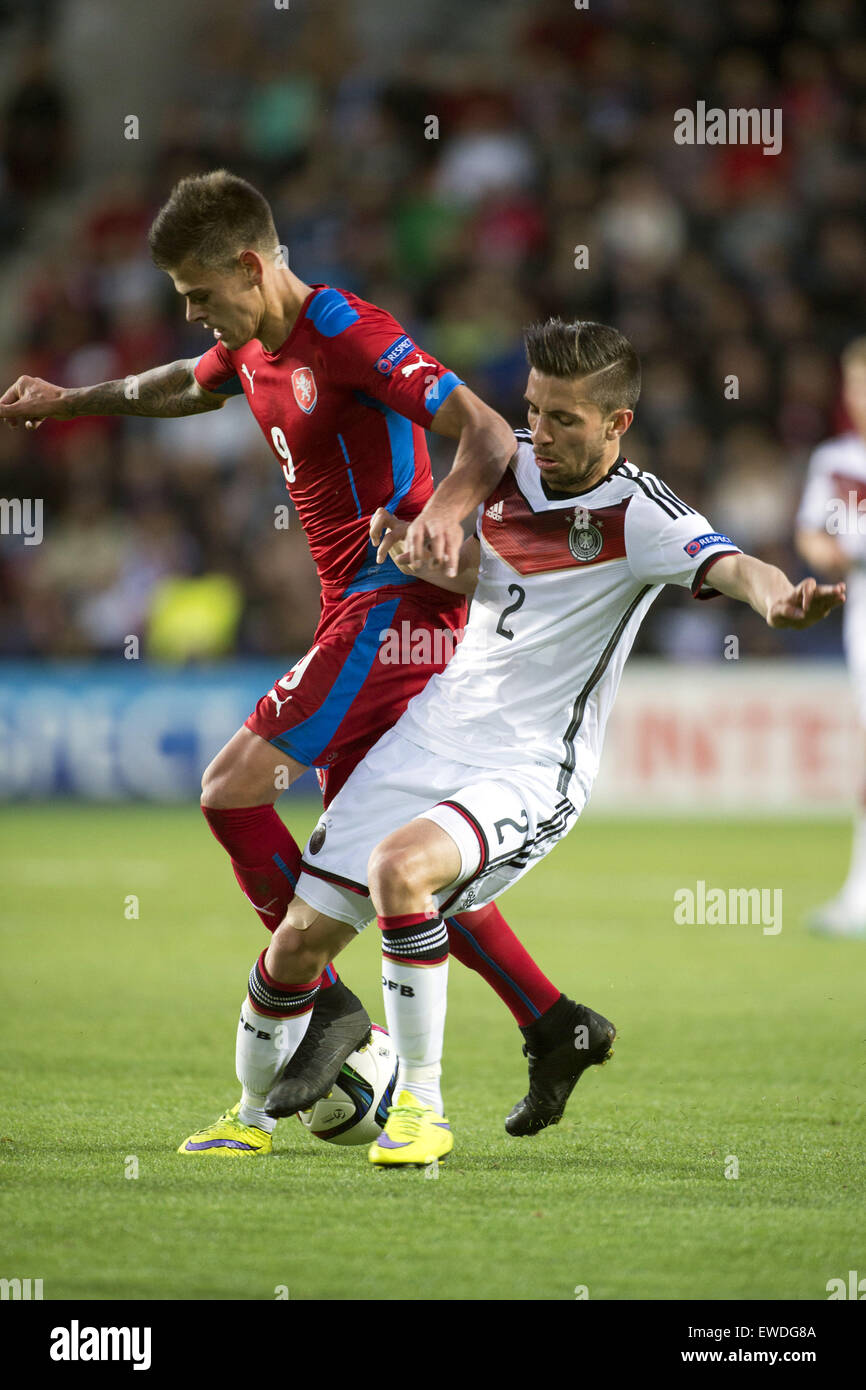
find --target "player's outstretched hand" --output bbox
[370,508,410,566]
[768,577,846,629]
[404,511,464,578]
[0,376,72,429]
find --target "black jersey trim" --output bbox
[300,859,370,897]
[557,586,652,795]
[630,472,677,518]
[691,549,741,599]
[613,459,696,518]
[538,455,627,502]
[478,799,573,876]
[438,799,576,912]
[655,477,697,515]
[448,802,577,906]
[437,799,490,874]
[484,806,576,876]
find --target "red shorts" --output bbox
[245,585,467,805]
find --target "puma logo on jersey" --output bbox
[241,363,256,393]
[401,354,435,378]
[269,687,292,717]
[485,500,504,521]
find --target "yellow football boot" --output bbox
[368,1090,453,1167]
[177,1103,272,1156]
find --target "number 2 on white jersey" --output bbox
[496,584,526,640]
[271,425,295,484]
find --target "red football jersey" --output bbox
[193,285,464,601]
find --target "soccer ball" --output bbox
[296,1024,398,1146]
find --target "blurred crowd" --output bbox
[1,0,864,662]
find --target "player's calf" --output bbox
[200,724,306,809]
[264,904,370,1117]
[367,823,461,1117]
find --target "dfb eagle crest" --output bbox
[568,506,603,562]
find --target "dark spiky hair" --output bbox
[524,318,641,416]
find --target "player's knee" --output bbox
[200,753,224,806]
[368,838,431,903]
[200,740,272,809]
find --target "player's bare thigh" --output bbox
[367,819,462,915]
[266,896,358,983]
[201,725,308,808]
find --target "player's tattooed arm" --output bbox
[0,360,227,428]
[371,508,479,596]
[709,553,846,630]
[406,385,515,577]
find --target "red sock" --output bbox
[447,904,559,1026]
[202,804,300,930]
[202,804,339,987]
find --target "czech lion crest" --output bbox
[292,367,317,414]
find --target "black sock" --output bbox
[521,993,576,1053]
[315,977,362,1013]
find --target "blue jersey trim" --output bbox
[352,391,416,511]
[343,557,418,594]
[446,916,541,1018]
[344,391,421,596]
[305,288,360,337]
[337,434,363,518]
[425,371,462,416]
[347,468,362,519]
[193,354,244,396]
[268,597,401,765]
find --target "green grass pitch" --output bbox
[1,803,863,1302]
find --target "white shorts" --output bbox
[296,727,585,932]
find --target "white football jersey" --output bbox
[398,435,741,797]
[796,432,866,564]
[796,431,866,704]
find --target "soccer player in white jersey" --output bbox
[796,337,866,937]
[258,319,844,1164]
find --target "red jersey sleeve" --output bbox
[192,340,245,396]
[325,295,463,426]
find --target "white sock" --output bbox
[397,1061,443,1114]
[235,997,312,1132]
[382,958,448,1115]
[842,808,866,905]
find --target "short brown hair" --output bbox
[148,170,279,273]
[524,318,641,416]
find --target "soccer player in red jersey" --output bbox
[0,171,576,1154]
